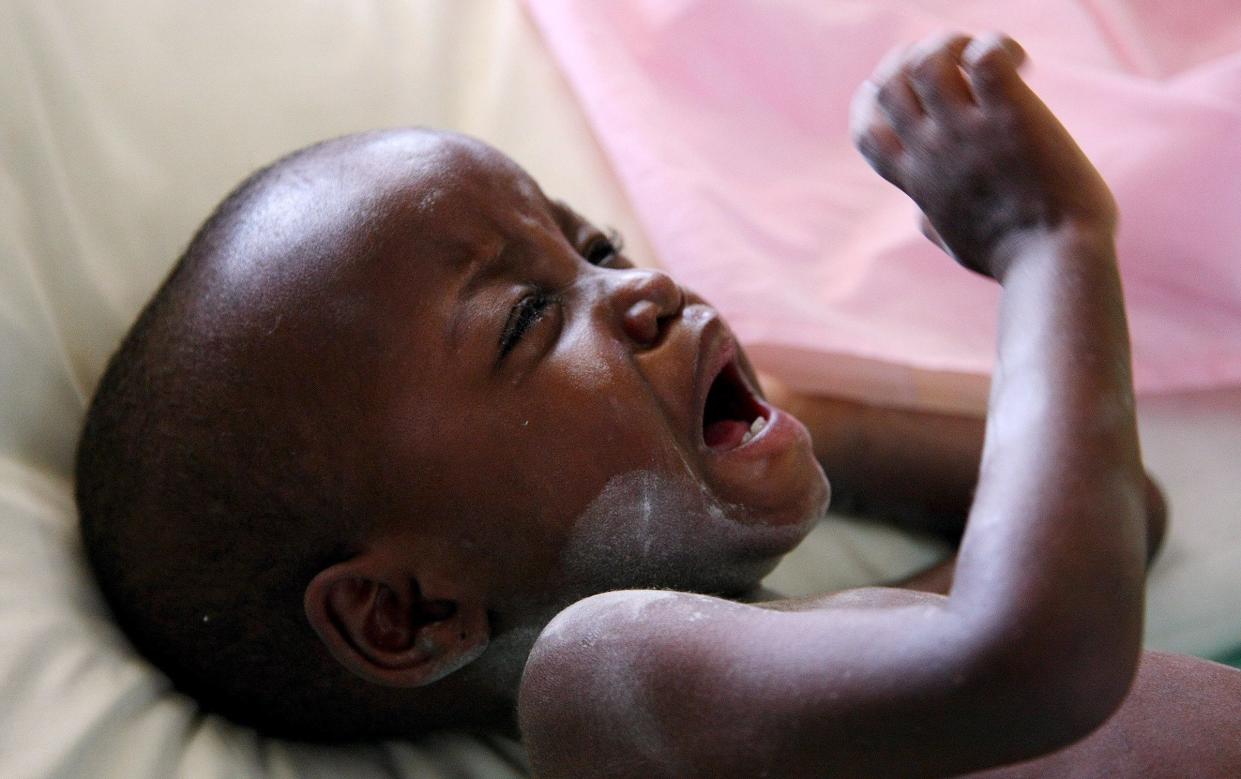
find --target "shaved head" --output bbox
[76,130,511,738]
[76,127,826,741]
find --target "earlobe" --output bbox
[304,556,489,687]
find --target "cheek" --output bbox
[468,386,687,565]
[531,331,683,474]
[551,315,620,389]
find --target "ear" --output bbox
[303,552,490,687]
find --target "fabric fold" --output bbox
[526,0,1241,408]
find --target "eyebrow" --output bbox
[447,241,511,352]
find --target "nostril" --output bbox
[649,270,685,315]
[608,268,684,348]
[623,299,663,347]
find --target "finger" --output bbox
[850,88,906,184]
[872,41,914,85]
[1001,35,1027,69]
[919,214,950,255]
[962,33,1028,104]
[867,43,924,132]
[907,33,975,115]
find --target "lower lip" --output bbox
[708,404,798,461]
[698,385,826,530]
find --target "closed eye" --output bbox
[499,290,557,359]
[584,229,626,267]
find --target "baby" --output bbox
[76,32,1239,775]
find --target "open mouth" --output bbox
[701,360,769,452]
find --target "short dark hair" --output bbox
[76,144,382,739]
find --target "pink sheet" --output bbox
[525,0,1241,407]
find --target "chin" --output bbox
[557,456,828,600]
[741,445,831,532]
[704,471,830,592]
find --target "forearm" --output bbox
[952,227,1146,710]
[897,465,1165,592]
[776,389,1166,567]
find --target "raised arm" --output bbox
[522,33,1151,777]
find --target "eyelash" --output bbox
[586,229,625,266]
[497,229,626,359]
[499,290,557,358]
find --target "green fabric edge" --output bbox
[1213,646,1241,670]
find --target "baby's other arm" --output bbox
[522,33,1149,777]
[768,389,1167,588]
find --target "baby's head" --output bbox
[75,129,830,739]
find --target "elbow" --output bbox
[1143,471,1168,565]
[960,623,1142,760]
[1029,649,1139,751]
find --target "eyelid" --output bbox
[498,289,559,360]
[585,228,626,267]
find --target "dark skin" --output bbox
[517,33,1241,777]
[264,130,829,716]
[209,34,1234,773]
[770,386,1169,592]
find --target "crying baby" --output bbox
[76,31,1241,777]
[76,123,830,740]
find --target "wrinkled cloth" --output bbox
[526,0,1241,410]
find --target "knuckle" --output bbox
[964,36,1009,74]
[852,121,881,149]
[909,52,939,82]
[848,121,870,148]
[854,133,884,165]
[853,133,875,158]
[941,32,972,56]
[918,31,968,61]
[871,45,907,85]
[855,124,901,163]
[875,78,910,111]
[929,122,964,152]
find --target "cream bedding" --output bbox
[2,2,1238,777]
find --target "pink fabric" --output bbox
[525,0,1241,403]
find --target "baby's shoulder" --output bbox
[526,589,739,669]
[518,589,747,775]
[517,586,948,776]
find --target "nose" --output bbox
[608,268,685,349]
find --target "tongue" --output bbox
[704,418,750,450]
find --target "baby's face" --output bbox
[275,131,829,620]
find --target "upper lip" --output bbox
[693,313,738,449]
[652,302,761,454]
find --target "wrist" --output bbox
[990,219,1117,285]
